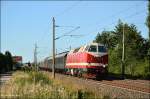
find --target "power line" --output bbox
[54,1,142,42]
[38,1,82,43]
[55,11,145,53]
[64,34,84,37]
[86,1,144,31]
[55,26,80,40]
[37,20,52,46]
[38,1,144,42]
[123,9,145,20]
[55,1,82,18]
[77,1,145,37]
[38,1,146,59]
[81,9,146,38]
[55,25,79,28]
[38,1,144,50]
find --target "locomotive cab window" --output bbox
[88,45,97,52]
[85,45,89,51]
[98,46,106,52]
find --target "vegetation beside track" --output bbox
[0,51,13,73]
[0,70,108,99]
[94,1,150,79]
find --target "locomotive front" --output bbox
[65,43,108,79]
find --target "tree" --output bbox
[113,20,144,59]
[146,0,150,40]
[145,0,150,77]
[95,31,117,49]
[95,20,146,77]
[0,53,6,73]
[96,20,144,59]
[5,51,13,71]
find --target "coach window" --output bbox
[88,45,97,52]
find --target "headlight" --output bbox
[103,64,108,68]
[102,65,106,67]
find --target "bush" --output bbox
[28,71,53,85]
[21,66,32,72]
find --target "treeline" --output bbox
[0,51,13,73]
[95,20,150,79]
[94,1,150,79]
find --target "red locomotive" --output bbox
[39,42,108,79]
[65,42,108,78]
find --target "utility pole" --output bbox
[56,49,57,55]
[0,1,2,53]
[0,26,2,53]
[34,43,38,71]
[52,17,55,78]
[121,24,125,79]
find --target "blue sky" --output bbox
[1,1,148,63]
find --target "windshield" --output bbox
[88,45,97,52]
[98,46,106,52]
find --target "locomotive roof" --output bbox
[69,42,105,53]
[87,42,105,46]
[46,51,69,60]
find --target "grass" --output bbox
[0,70,107,99]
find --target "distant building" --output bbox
[13,56,22,63]
[12,56,23,69]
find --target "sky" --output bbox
[1,1,148,63]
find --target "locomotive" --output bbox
[39,42,108,79]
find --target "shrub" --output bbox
[28,71,53,85]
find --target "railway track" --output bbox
[95,80,150,94]
[40,67,150,94]
[79,79,150,95]
[124,79,150,85]
[56,73,150,95]
[112,79,150,90]
[37,69,150,98]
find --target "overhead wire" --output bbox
[89,1,144,28]
[55,1,146,51]
[38,1,146,57]
[81,9,146,38]
[55,0,82,18]
[55,26,80,40]
[37,1,82,58]
[37,20,52,44]
[79,1,146,38]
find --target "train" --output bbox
[39,42,108,79]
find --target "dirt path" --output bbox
[0,72,12,87]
